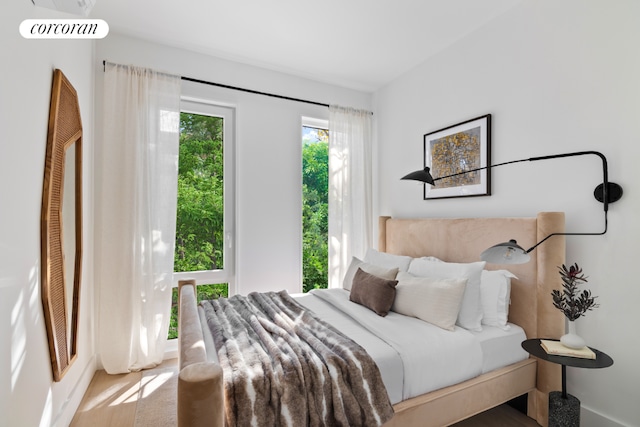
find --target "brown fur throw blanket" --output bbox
[199,291,394,427]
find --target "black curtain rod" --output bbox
[181,76,330,108]
[102,60,330,108]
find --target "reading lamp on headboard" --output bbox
[401,151,623,264]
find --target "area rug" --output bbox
[134,364,178,426]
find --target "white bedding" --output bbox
[298,288,527,404]
[199,288,528,406]
[471,322,528,374]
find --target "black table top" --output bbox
[522,338,614,369]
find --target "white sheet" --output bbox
[470,323,529,373]
[300,289,484,404]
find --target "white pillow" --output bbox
[392,272,467,331]
[480,269,517,330]
[408,257,486,331]
[364,248,413,272]
[342,256,399,291]
[421,256,443,262]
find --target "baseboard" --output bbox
[52,354,97,427]
[581,405,630,427]
[94,341,178,372]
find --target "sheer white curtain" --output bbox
[328,106,373,288]
[97,63,181,373]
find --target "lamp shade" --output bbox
[401,167,435,185]
[480,239,530,264]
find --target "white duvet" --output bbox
[200,288,527,406]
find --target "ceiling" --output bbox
[90,0,521,92]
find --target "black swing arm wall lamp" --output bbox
[401,150,623,264]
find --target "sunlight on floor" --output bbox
[138,371,174,399]
[110,383,144,407]
[79,381,140,412]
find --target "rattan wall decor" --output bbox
[41,69,83,381]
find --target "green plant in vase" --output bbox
[551,263,599,348]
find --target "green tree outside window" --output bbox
[302,127,329,293]
[169,112,228,340]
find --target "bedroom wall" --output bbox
[374,0,639,426]
[1,3,96,427]
[94,35,372,296]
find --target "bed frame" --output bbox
[177,212,565,427]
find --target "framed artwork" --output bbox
[422,114,491,200]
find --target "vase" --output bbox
[560,320,586,349]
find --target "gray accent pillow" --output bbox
[349,268,398,317]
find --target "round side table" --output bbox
[522,338,613,427]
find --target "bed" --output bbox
[177,212,565,427]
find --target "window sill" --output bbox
[165,338,178,361]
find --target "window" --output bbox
[302,118,329,293]
[169,100,235,339]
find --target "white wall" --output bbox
[94,34,372,296]
[1,3,96,427]
[374,0,639,425]
[8,1,635,424]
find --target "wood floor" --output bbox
[71,358,540,427]
[453,405,540,427]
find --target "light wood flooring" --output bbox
[71,359,540,427]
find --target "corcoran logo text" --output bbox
[20,19,109,39]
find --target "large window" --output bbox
[169,100,235,339]
[302,119,329,292]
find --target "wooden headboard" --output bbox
[378,212,565,424]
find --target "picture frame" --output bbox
[422,114,491,200]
